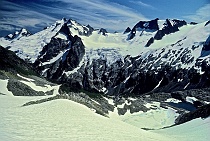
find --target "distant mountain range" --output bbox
[1,18,210,95]
[0,18,210,127]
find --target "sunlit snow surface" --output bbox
[0,75,209,141]
[0,96,165,141]
[0,79,13,96]
[0,94,209,141]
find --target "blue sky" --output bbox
[0,0,210,36]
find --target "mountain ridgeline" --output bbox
[1,18,210,97]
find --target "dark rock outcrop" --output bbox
[63,35,85,70]
[98,28,108,36]
[205,20,210,26]
[22,89,114,117]
[124,27,131,34]
[59,22,73,39]
[127,18,187,42]
[190,22,198,25]
[145,37,154,47]
[34,23,85,80]
[128,18,159,40]
[134,18,159,31]
[202,35,210,51]
[7,79,46,96]
[84,25,94,36]
[172,19,187,28]
[175,104,210,125]
[4,28,31,40]
[154,19,186,40]
[61,47,210,97]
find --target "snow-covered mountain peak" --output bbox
[57,18,94,37]
[0,19,69,63]
[1,18,210,95]
[1,18,209,63]
[127,18,187,41]
[131,18,187,30]
[5,28,31,40]
[133,18,159,31]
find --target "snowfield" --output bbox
[0,79,13,96]
[0,95,209,141]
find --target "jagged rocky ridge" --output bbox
[1,18,210,97]
[127,18,187,43]
[33,34,85,80]
[4,28,31,40]
[31,19,210,97]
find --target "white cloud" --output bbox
[79,0,143,19]
[0,0,148,36]
[40,0,148,30]
[0,24,17,31]
[129,0,155,9]
[44,0,143,18]
[183,4,210,22]
[0,0,57,34]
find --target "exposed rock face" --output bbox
[85,25,94,36]
[34,23,85,80]
[124,27,131,34]
[64,35,85,70]
[128,18,159,40]
[190,22,198,25]
[205,20,210,26]
[127,18,187,46]
[134,18,159,31]
[117,99,149,115]
[145,37,154,47]
[60,42,210,97]
[154,19,187,40]
[202,35,210,51]
[171,19,187,28]
[98,28,108,36]
[59,22,72,39]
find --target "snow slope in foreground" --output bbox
[154,117,210,141]
[0,95,209,141]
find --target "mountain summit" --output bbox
[0,18,210,96]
